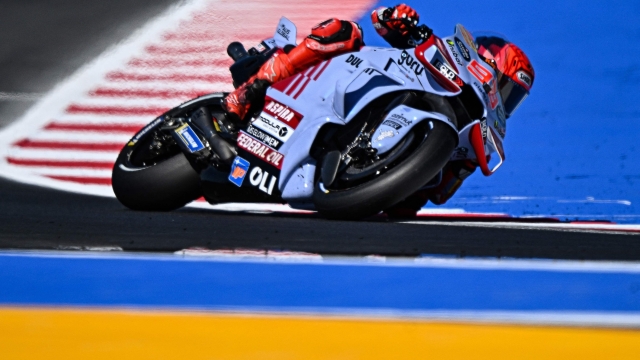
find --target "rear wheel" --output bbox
[313,121,457,220]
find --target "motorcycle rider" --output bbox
[218,3,535,217]
[222,4,427,123]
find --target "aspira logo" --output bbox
[265,101,296,123]
[263,97,303,129]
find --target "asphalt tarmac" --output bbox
[0,0,639,260]
[0,0,177,128]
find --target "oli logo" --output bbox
[249,167,277,195]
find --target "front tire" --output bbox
[112,151,201,211]
[313,121,457,220]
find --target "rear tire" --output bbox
[313,121,457,220]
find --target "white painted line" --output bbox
[401,220,640,234]
[0,92,43,101]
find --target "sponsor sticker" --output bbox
[382,120,402,130]
[228,157,250,187]
[516,70,532,87]
[253,114,293,142]
[175,123,204,153]
[446,39,464,66]
[434,59,458,81]
[488,80,499,109]
[345,54,363,68]
[497,106,506,124]
[467,60,493,83]
[130,117,163,145]
[237,132,285,169]
[249,166,278,195]
[376,130,395,141]
[494,120,506,138]
[455,37,471,62]
[480,118,488,139]
[277,24,291,40]
[459,25,477,52]
[246,125,282,149]
[390,113,413,126]
[262,97,303,129]
[397,50,425,77]
[473,82,490,104]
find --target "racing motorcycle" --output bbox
[112,18,507,219]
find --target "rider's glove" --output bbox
[372,4,419,36]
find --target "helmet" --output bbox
[474,32,534,118]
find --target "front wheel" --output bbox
[112,121,202,211]
[313,121,457,220]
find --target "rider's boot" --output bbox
[222,50,296,123]
[190,106,236,164]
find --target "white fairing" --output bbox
[247,20,507,209]
[273,17,297,48]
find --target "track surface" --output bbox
[0,0,639,260]
[0,0,177,129]
[1,177,639,260]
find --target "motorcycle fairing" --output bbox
[231,22,512,208]
[257,47,462,205]
[435,24,508,172]
[371,106,455,155]
[273,17,297,48]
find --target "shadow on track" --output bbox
[1,178,639,260]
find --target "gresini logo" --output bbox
[277,24,291,40]
[397,50,424,76]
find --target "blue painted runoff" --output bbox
[357,1,640,223]
[1,254,639,312]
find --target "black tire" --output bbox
[112,151,201,211]
[313,121,457,220]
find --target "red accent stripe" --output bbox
[144,45,227,55]
[13,139,122,151]
[66,104,168,116]
[303,65,317,77]
[90,88,205,100]
[570,221,616,225]
[45,122,143,133]
[106,72,229,83]
[313,59,331,81]
[46,175,112,185]
[271,74,298,93]
[7,157,114,169]
[293,77,312,99]
[285,74,304,96]
[161,31,267,42]
[128,58,232,68]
